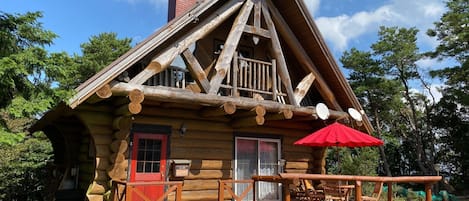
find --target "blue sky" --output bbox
[2,0,448,98]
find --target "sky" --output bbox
[2,0,448,99]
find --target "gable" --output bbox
[66,0,372,133]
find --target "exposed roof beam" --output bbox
[209,0,254,94]
[266,1,342,110]
[261,0,298,106]
[181,49,211,93]
[129,0,245,85]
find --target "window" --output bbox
[235,137,281,201]
[136,138,162,173]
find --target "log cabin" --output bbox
[31,0,375,200]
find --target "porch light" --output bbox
[172,159,191,177]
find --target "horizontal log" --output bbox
[114,130,130,140]
[110,140,128,154]
[86,194,104,201]
[111,83,350,119]
[139,106,230,122]
[235,127,310,137]
[87,125,113,136]
[283,151,314,162]
[199,102,236,117]
[87,181,108,195]
[95,145,111,157]
[128,89,144,103]
[77,111,113,126]
[233,105,266,118]
[285,169,310,174]
[112,116,132,131]
[134,116,232,132]
[167,190,230,201]
[231,115,264,128]
[92,134,112,145]
[171,147,232,160]
[96,157,111,171]
[77,104,113,113]
[286,161,311,169]
[180,179,219,191]
[128,102,142,114]
[185,170,232,180]
[171,138,232,150]
[96,84,112,99]
[170,130,232,141]
[109,153,126,164]
[95,170,109,181]
[189,159,232,170]
[263,120,312,130]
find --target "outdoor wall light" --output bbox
[179,122,187,136]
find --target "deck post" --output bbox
[425,183,432,201]
[218,180,224,201]
[355,180,362,201]
[176,182,183,201]
[387,182,393,201]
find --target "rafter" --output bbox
[294,73,316,104]
[261,0,298,106]
[266,1,342,110]
[129,0,244,85]
[252,0,262,44]
[208,0,255,95]
[181,49,211,93]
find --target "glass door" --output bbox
[235,137,281,201]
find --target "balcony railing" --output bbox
[145,56,287,103]
[221,55,287,102]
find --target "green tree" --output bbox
[427,0,469,189]
[340,48,403,176]
[61,32,132,89]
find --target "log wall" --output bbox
[132,103,325,201]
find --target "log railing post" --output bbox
[355,180,362,201]
[218,180,224,201]
[176,182,183,201]
[387,182,393,201]
[425,183,432,201]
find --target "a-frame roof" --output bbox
[63,0,373,133]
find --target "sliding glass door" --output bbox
[235,137,281,201]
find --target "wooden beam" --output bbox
[252,0,262,44]
[129,0,245,85]
[261,0,297,106]
[111,82,349,119]
[231,116,265,128]
[233,105,266,118]
[200,102,237,117]
[181,49,211,93]
[294,73,315,104]
[209,0,254,94]
[264,109,293,121]
[266,1,341,110]
[243,25,271,39]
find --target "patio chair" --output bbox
[322,181,353,201]
[303,179,325,201]
[361,181,383,201]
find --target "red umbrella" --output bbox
[294,122,383,173]
[294,122,383,147]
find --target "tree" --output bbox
[427,0,469,189]
[61,32,132,89]
[340,48,403,176]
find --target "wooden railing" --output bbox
[111,180,183,201]
[146,66,187,89]
[218,179,255,201]
[222,55,287,102]
[253,174,442,201]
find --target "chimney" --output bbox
[168,0,198,21]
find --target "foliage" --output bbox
[0,133,52,200]
[327,147,380,176]
[62,32,132,89]
[426,0,469,190]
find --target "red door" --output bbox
[130,133,168,200]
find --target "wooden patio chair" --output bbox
[322,181,354,201]
[362,181,384,201]
[289,179,325,201]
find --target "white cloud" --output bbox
[314,0,446,52]
[304,0,320,16]
[416,58,439,69]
